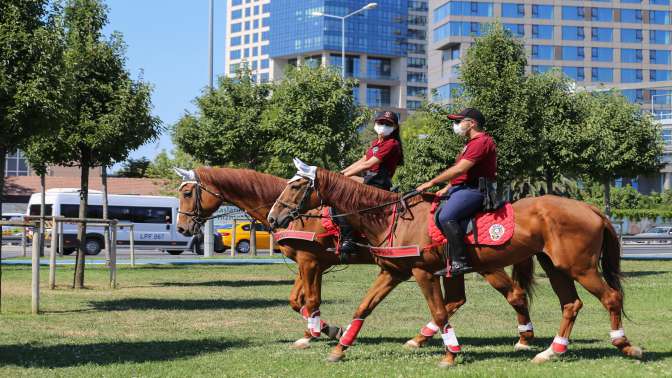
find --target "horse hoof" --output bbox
[326,325,343,340]
[625,346,643,359]
[326,352,344,363]
[514,342,532,352]
[404,339,420,349]
[438,358,456,368]
[531,347,562,364]
[291,337,312,349]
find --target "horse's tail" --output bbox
[589,205,625,309]
[512,257,536,302]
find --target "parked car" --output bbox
[1,213,25,245]
[217,222,279,253]
[629,225,672,244]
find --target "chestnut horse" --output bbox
[267,165,642,367]
[174,167,535,350]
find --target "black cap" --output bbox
[447,108,485,128]
[374,111,399,126]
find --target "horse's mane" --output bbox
[195,166,287,201]
[317,168,400,212]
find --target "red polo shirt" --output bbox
[451,133,497,186]
[365,137,401,177]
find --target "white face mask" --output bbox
[453,122,467,136]
[374,123,395,137]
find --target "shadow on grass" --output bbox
[0,338,249,368]
[89,298,287,311]
[622,270,668,278]
[153,279,294,288]
[350,336,601,347]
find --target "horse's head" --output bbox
[174,167,224,236]
[268,159,321,230]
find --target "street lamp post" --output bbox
[313,3,378,78]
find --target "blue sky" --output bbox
[104,0,227,166]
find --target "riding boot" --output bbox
[441,220,473,275]
[334,215,357,262]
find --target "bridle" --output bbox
[177,172,225,226]
[276,176,317,222]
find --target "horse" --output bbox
[174,166,535,350]
[267,164,642,367]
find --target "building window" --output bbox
[408,15,427,26]
[591,27,612,42]
[591,67,613,83]
[231,23,242,33]
[562,67,585,82]
[532,65,552,74]
[408,1,428,12]
[591,8,612,22]
[407,57,426,68]
[591,47,613,62]
[620,29,643,43]
[232,9,242,20]
[650,11,671,25]
[4,150,30,176]
[262,4,270,13]
[531,45,553,60]
[562,46,585,61]
[650,30,672,45]
[502,3,524,18]
[621,69,643,83]
[407,100,422,110]
[651,0,670,5]
[407,43,426,54]
[232,0,242,5]
[621,9,643,24]
[532,25,553,40]
[367,58,392,80]
[407,86,427,98]
[230,50,241,60]
[621,49,643,63]
[260,59,269,69]
[651,70,672,82]
[433,83,463,102]
[231,36,241,46]
[622,89,644,103]
[408,72,427,83]
[330,55,360,77]
[561,6,585,21]
[531,4,553,19]
[366,85,391,107]
[504,23,524,38]
[434,1,493,23]
[651,50,671,65]
[562,26,585,41]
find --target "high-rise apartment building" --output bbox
[428,1,672,109]
[224,0,430,114]
[428,0,672,192]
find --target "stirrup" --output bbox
[450,262,473,276]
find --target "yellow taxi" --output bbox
[217,222,279,253]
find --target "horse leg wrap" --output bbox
[551,335,569,353]
[610,329,625,342]
[420,321,440,337]
[518,322,534,333]
[441,325,461,353]
[307,310,322,338]
[300,306,309,320]
[339,318,364,347]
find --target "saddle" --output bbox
[429,199,515,246]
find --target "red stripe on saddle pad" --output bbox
[370,245,420,258]
[273,230,316,242]
[428,200,515,246]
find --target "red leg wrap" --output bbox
[339,318,364,347]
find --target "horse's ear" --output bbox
[174,167,196,181]
[292,158,317,181]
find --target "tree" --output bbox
[261,66,369,177]
[54,0,161,288]
[146,148,201,196]
[458,22,536,187]
[523,69,585,192]
[174,67,271,169]
[394,103,464,191]
[573,91,663,215]
[0,0,62,220]
[116,157,151,178]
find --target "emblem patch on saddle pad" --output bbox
[488,224,506,241]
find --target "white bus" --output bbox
[26,189,199,255]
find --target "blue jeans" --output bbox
[438,185,485,232]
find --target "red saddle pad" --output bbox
[428,200,515,246]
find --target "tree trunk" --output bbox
[74,156,90,289]
[545,170,554,196]
[603,178,612,217]
[0,147,6,312]
[39,174,46,257]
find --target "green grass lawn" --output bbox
[0,260,670,377]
